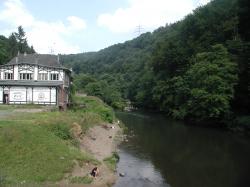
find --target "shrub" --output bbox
[50,123,72,140]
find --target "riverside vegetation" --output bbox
[0,96,115,185]
[60,0,250,130]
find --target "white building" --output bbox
[0,53,71,107]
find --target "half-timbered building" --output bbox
[0,53,71,107]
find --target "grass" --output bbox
[0,96,114,185]
[103,152,120,171]
[72,95,115,123]
[70,175,93,184]
[0,121,85,184]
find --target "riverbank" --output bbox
[0,96,122,186]
[60,123,121,186]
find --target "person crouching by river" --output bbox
[90,167,99,178]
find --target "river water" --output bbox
[113,111,250,187]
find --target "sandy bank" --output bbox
[60,123,122,187]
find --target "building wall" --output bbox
[32,87,56,104]
[0,63,71,105]
[9,87,26,103]
[0,64,68,82]
[0,87,3,104]
[0,86,57,105]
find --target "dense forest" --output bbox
[0,26,35,64]
[61,0,250,128]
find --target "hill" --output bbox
[63,0,249,125]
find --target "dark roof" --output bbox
[0,80,63,87]
[6,54,69,71]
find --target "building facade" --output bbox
[0,53,71,107]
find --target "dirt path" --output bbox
[60,123,122,187]
[81,125,120,160]
[0,106,53,119]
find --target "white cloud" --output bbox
[67,16,87,31]
[0,0,34,27]
[97,0,197,33]
[197,0,211,6]
[0,0,86,54]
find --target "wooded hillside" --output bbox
[64,0,249,125]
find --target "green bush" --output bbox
[50,123,72,140]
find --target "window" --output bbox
[19,73,33,80]
[4,73,13,80]
[38,73,48,80]
[50,73,59,80]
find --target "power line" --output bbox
[134,25,144,36]
[49,42,56,54]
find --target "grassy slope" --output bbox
[0,96,114,185]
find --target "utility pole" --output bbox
[134,25,144,36]
[49,42,56,54]
[49,46,54,54]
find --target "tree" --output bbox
[0,36,8,64]
[74,74,97,90]
[181,44,238,121]
[8,33,18,57]
[15,26,29,53]
[60,0,247,124]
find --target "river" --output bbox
[113,111,250,187]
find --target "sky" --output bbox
[0,0,210,54]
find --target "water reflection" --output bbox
[114,148,169,187]
[114,111,250,187]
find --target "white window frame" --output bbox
[50,73,59,80]
[4,73,13,80]
[19,73,33,80]
[38,73,48,80]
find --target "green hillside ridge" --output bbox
[61,0,250,128]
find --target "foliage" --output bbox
[73,74,126,109]
[182,45,238,120]
[0,26,35,65]
[72,96,115,123]
[46,123,73,140]
[60,0,248,125]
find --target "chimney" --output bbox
[15,57,18,63]
[24,52,27,56]
[17,51,20,56]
